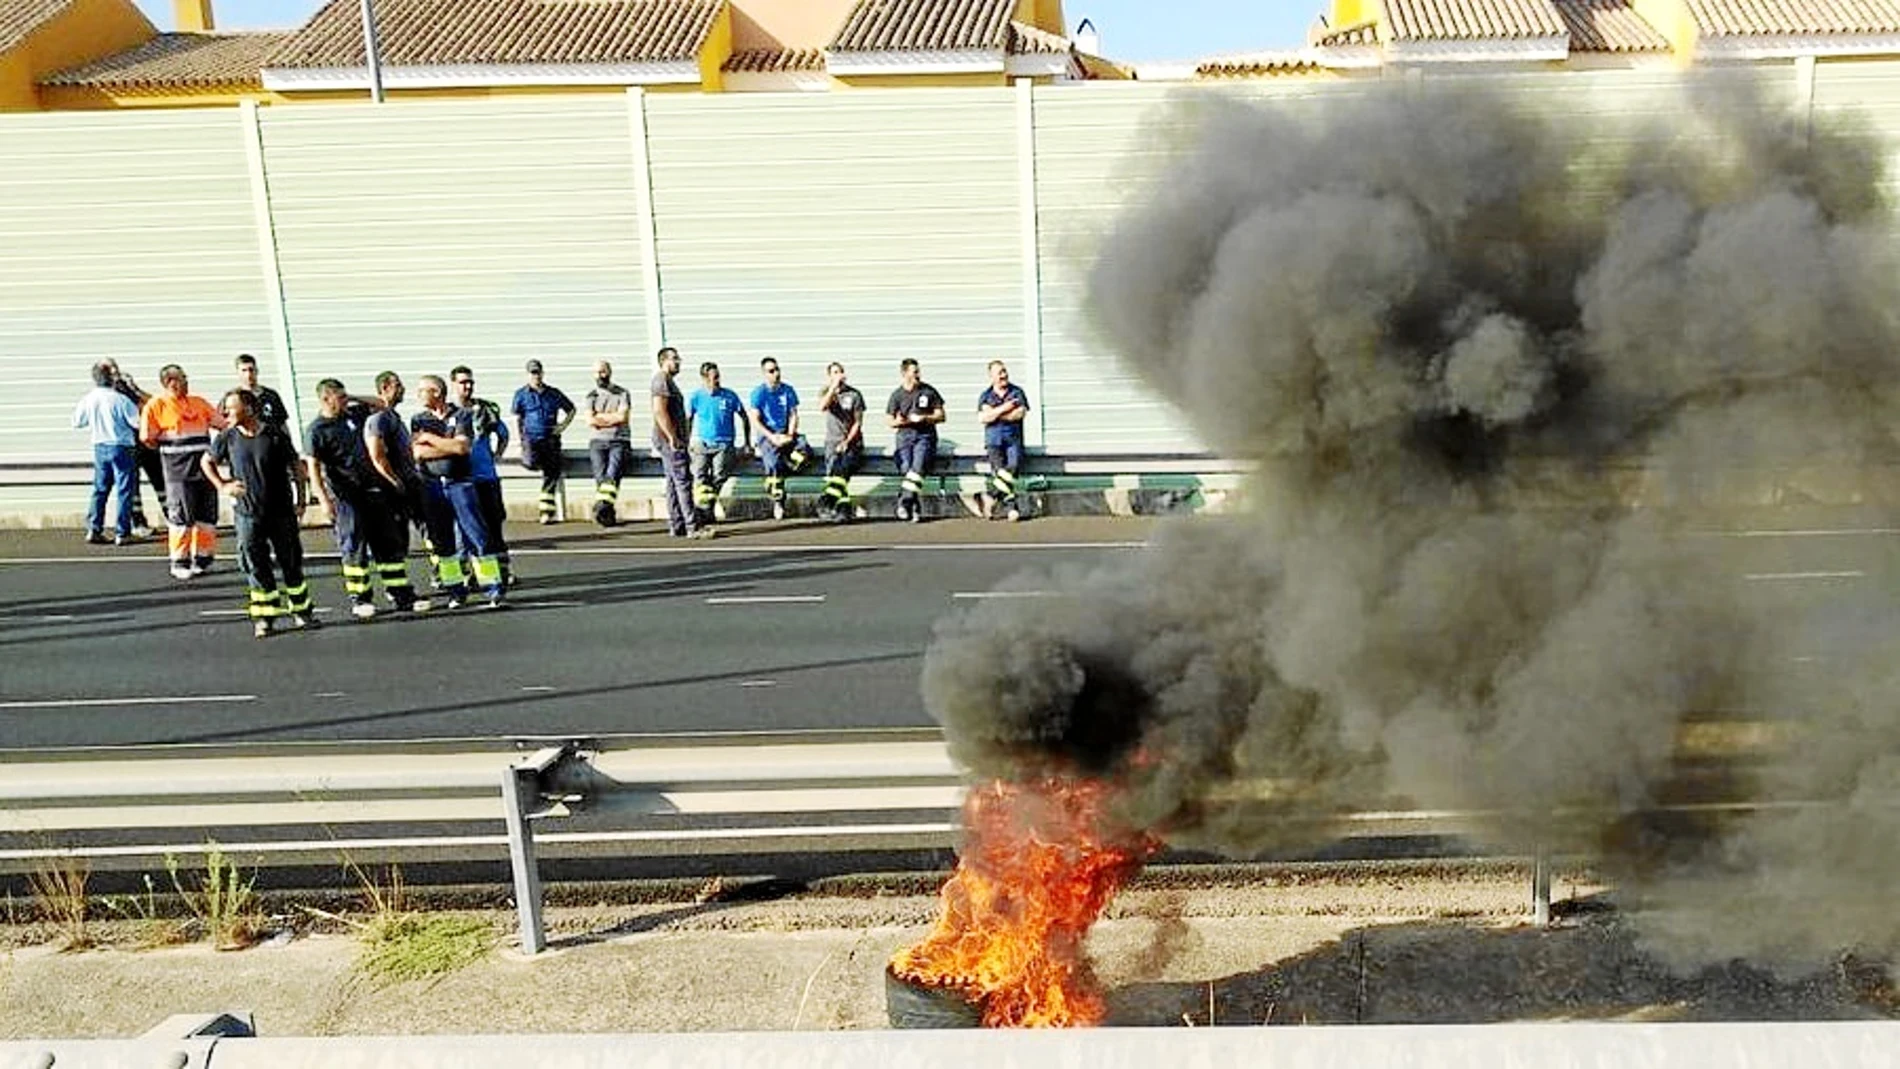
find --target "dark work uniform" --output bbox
[977,382,1031,517]
[252,384,290,435]
[208,423,308,621]
[412,407,504,603]
[307,402,415,610]
[363,407,424,608]
[113,376,163,529]
[820,384,865,519]
[511,384,573,522]
[886,381,945,520]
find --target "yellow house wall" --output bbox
[1632,0,1698,61]
[836,71,1009,89]
[36,83,272,108]
[698,3,731,91]
[1331,0,1376,32]
[1,0,154,111]
[727,0,859,50]
[1022,0,1066,35]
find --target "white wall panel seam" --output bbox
[627,88,667,355]
[241,100,304,436]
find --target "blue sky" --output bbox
[132,1,1325,61]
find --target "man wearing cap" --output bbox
[510,360,574,525]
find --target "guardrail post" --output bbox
[1531,842,1551,927]
[502,747,569,956]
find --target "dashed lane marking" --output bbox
[0,694,256,710]
[705,595,827,605]
[951,591,1055,600]
[1740,571,1866,582]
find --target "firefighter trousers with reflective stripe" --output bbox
[234,509,306,617]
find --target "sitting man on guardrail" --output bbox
[816,361,865,523]
[748,356,811,522]
[203,388,314,639]
[976,359,1031,523]
[886,358,945,524]
[686,361,749,531]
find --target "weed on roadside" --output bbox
[167,845,261,950]
[28,856,91,951]
[355,912,497,989]
[101,873,189,949]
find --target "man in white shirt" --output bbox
[71,361,142,545]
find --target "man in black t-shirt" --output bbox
[204,389,312,639]
[885,358,946,523]
[235,354,290,434]
[306,378,418,618]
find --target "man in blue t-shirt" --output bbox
[976,359,1032,522]
[452,365,513,585]
[685,361,749,528]
[746,357,812,522]
[509,359,574,524]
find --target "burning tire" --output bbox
[884,964,982,1028]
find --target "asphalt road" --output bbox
[0,517,1150,750]
[3,506,1898,751]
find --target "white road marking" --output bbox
[1741,570,1866,582]
[38,614,76,621]
[952,591,1055,600]
[739,680,778,688]
[1713,529,1900,538]
[0,694,256,710]
[705,595,826,605]
[200,607,336,618]
[527,599,583,607]
[519,685,557,693]
[312,691,346,698]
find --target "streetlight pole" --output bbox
[359,0,385,103]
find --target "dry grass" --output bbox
[100,873,189,949]
[28,857,91,950]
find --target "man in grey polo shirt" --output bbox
[583,359,633,527]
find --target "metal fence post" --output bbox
[1531,842,1551,927]
[501,747,568,955]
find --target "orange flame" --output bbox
[890,776,1158,1027]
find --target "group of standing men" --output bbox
[73,348,1035,638]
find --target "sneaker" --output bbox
[894,502,911,523]
[408,598,433,614]
[909,508,924,525]
[132,523,154,539]
[712,501,729,523]
[504,572,519,589]
[84,530,109,546]
[443,594,466,610]
[771,500,786,521]
[286,612,319,631]
[113,532,132,546]
[538,515,557,526]
[169,563,193,581]
[189,558,212,577]
[484,594,508,610]
[1007,507,1022,523]
[351,602,378,620]
[689,526,717,540]
[252,619,273,640]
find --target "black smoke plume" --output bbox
[921,80,1900,972]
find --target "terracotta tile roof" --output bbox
[1555,0,1670,51]
[1382,0,1566,40]
[828,0,1016,51]
[721,46,824,72]
[41,31,288,88]
[1313,19,1378,46]
[1005,19,1069,54]
[1196,52,1323,77]
[1683,0,1900,36]
[266,0,721,69]
[0,0,76,52]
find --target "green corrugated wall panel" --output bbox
[645,89,1019,456]
[257,96,648,410]
[0,108,272,464]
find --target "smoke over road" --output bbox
[922,80,1900,973]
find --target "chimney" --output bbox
[1074,17,1099,55]
[174,0,215,32]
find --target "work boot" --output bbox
[351,602,378,621]
[252,618,273,640]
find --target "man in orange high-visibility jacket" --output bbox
[139,364,227,580]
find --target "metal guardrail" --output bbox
[0,730,1819,954]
